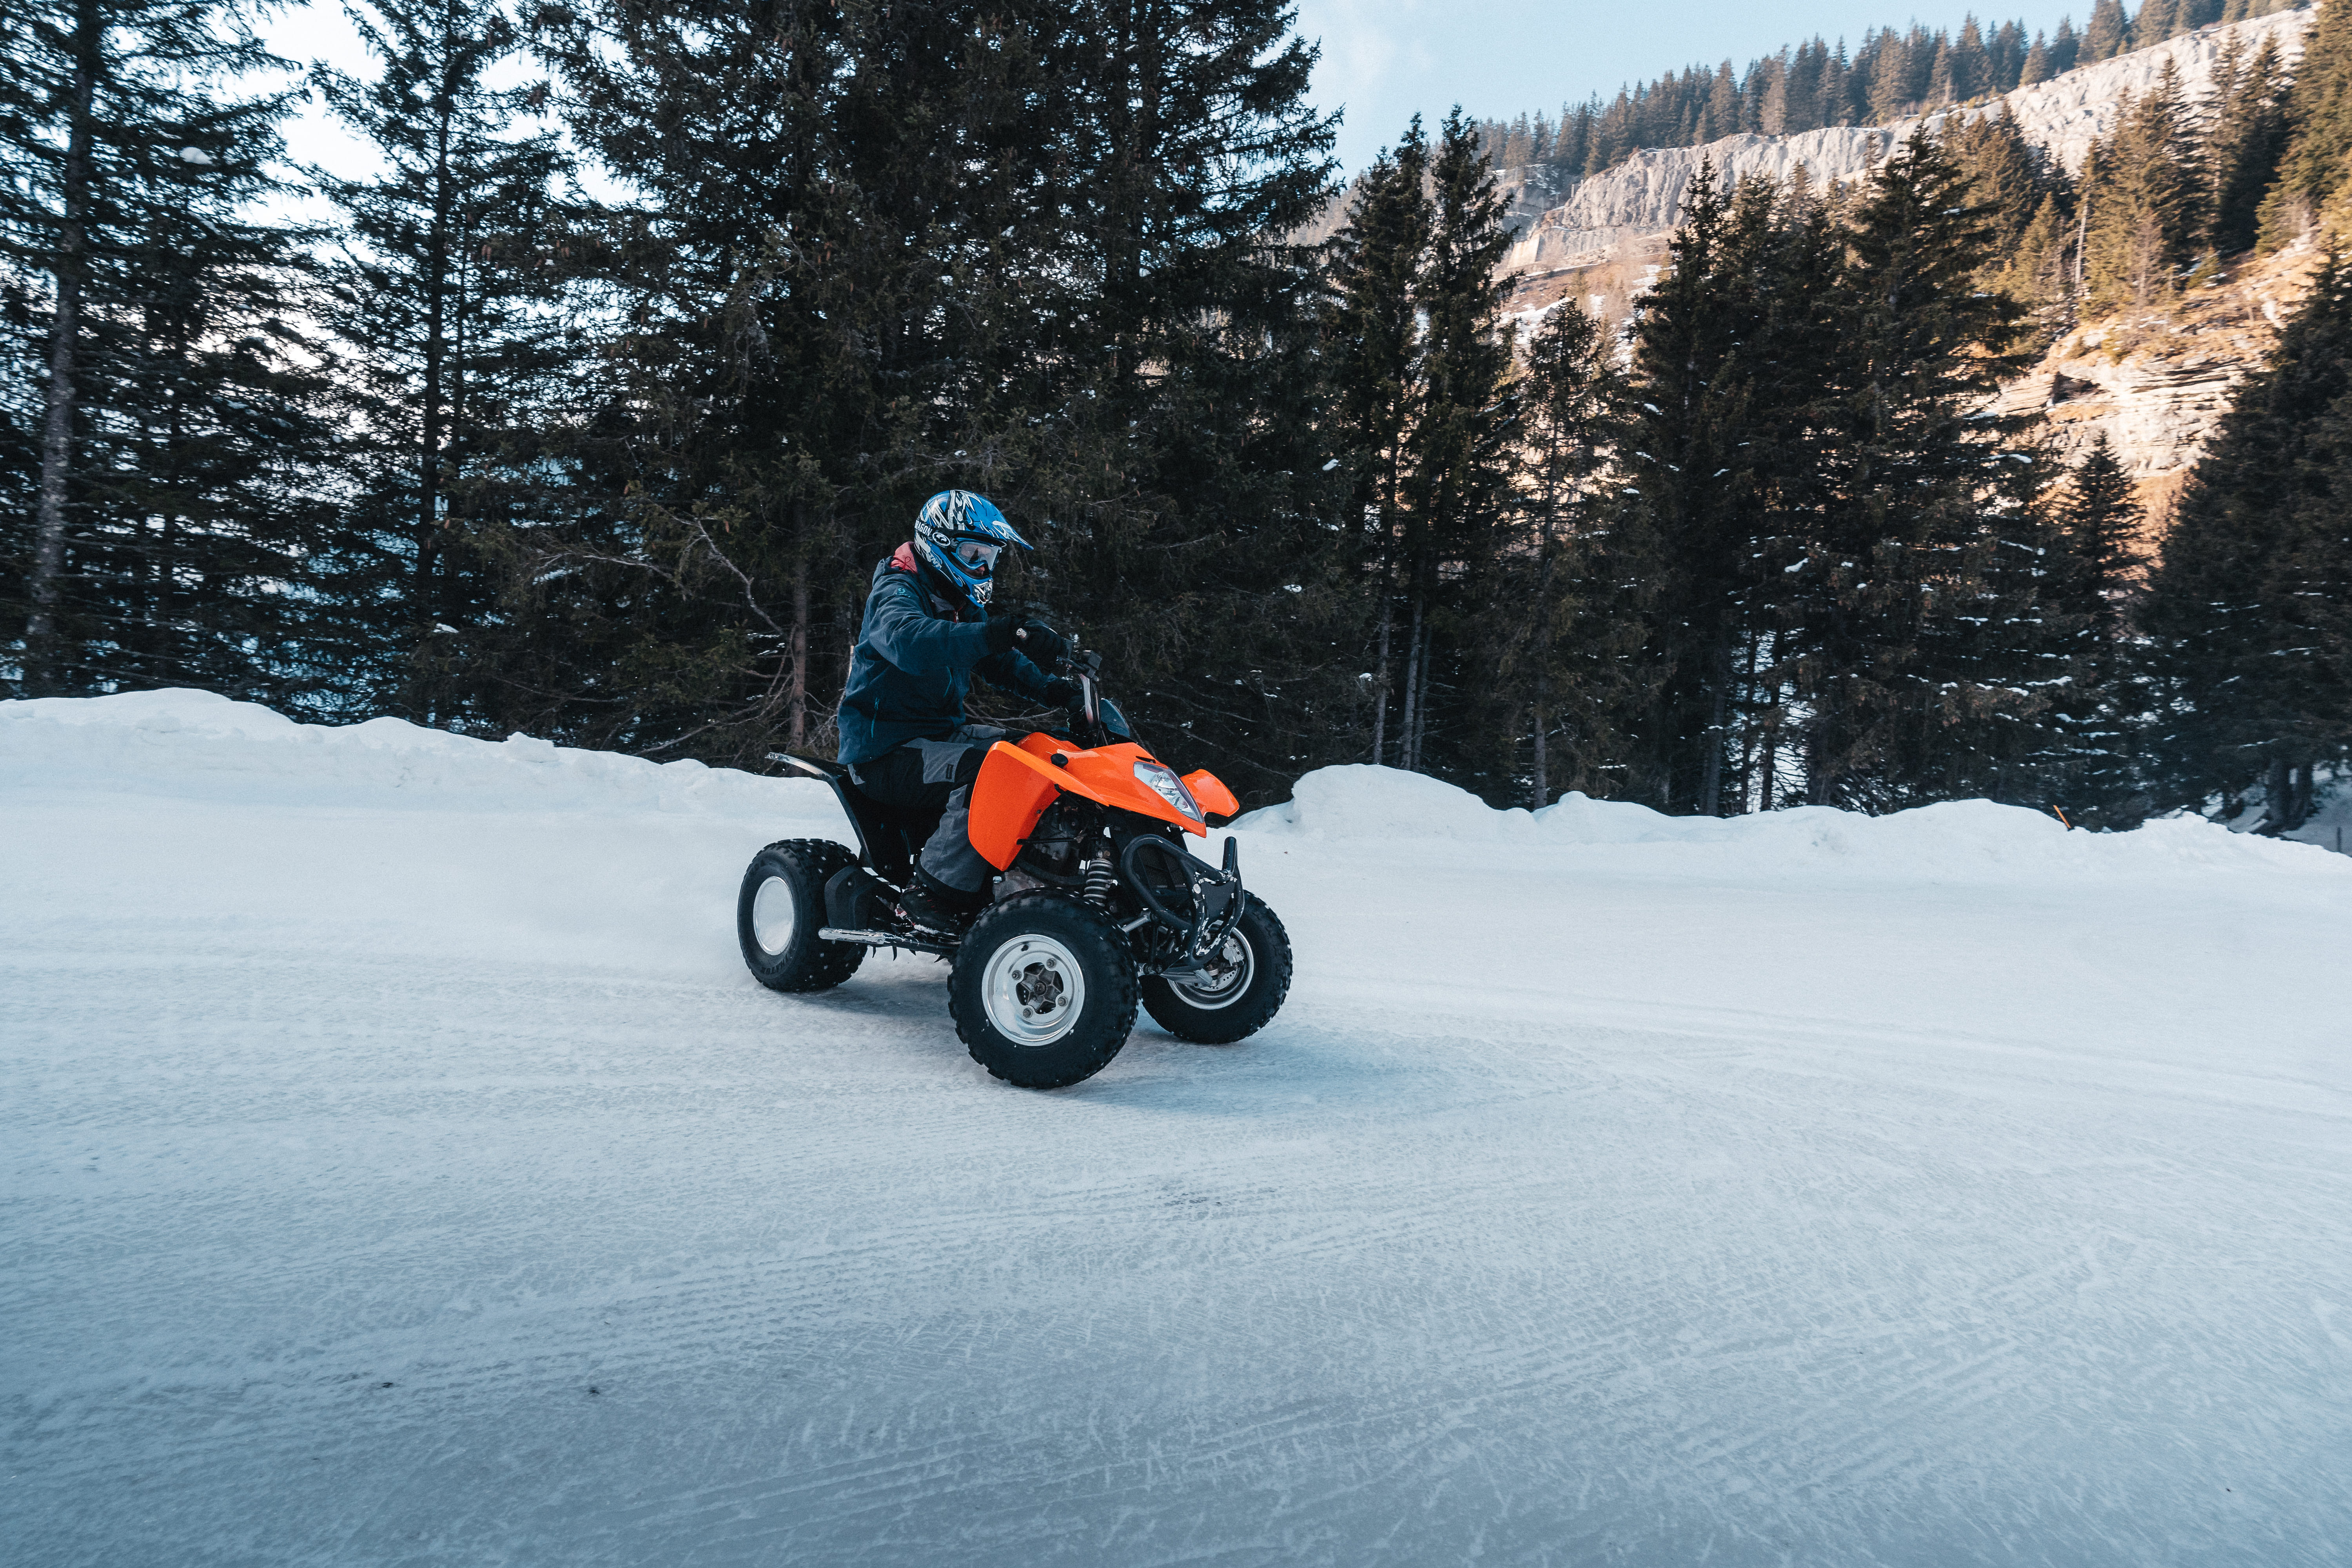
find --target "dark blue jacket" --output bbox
[835,544,1055,765]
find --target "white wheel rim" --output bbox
[981,933,1087,1046]
[1170,928,1253,1011]
[752,874,797,956]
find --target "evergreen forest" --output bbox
[1473,0,2307,175]
[4,0,2347,833]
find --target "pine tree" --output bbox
[2061,435,2150,636]
[2081,67,2204,309]
[1328,123,1431,769]
[2021,30,2053,87]
[1509,301,1637,805]
[2007,193,2080,320]
[1952,17,1989,101]
[2207,34,2290,256]
[1395,108,1514,780]
[1785,131,2044,809]
[2045,432,2149,820]
[1868,33,1915,120]
[1991,20,2030,90]
[527,0,1348,789]
[1616,166,1759,811]
[1,0,331,700]
[1730,175,1847,814]
[2051,16,2084,74]
[2259,0,2352,248]
[1927,38,1959,107]
[2142,256,2352,831]
[305,0,571,727]
[1554,101,1592,172]
[1948,108,2074,336]
[1615,167,1850,813]
[2082,0,2133,63]
[1705,62,1741,141]
[1947,107,2058,256]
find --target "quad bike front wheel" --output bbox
[1140,895,1292,1045]
[950,893,1139,1089]
[738,839,866,993]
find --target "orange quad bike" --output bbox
[737,646,1292,1089]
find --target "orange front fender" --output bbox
[1181,769,1240,820]
[969,737,1220,871]
[968,742,1070,870]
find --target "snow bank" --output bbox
[0,688,839,819]
[1237,762,2347,881]
[7,691,2339,887]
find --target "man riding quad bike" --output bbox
[736,490,1293,1089]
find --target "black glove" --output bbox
[1043,677,1081,707]
[983,616,1020,655]
[1013,621,1069,666]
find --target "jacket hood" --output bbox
[874,541,973,622]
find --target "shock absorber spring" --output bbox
[1082,849,1115,908]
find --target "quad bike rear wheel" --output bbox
[950,893,1138,1089]
[738,840,867,992]
[1140,895,1292,1044]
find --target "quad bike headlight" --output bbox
[1132,759,1202,821]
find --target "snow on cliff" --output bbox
[1504,8,2313,275]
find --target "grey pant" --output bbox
[850,725,1005,893]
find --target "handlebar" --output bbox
[1045,641,1108,746]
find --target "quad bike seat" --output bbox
[766,752,933,885]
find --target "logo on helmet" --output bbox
[915,490,1033,611]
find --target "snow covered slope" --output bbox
[7,691,2350,1566]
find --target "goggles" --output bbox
[951,537,1002,572]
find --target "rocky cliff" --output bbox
[2000,240,2323,523]
[1502,8,2310,274]
[1497,5,2320,531]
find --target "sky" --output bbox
[259,0,2088,189]
[1292,0,2081,171]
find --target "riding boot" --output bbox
[898,870,985,934]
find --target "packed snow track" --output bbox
[5,691,2349,1566]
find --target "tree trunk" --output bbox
[1368,488,1401,765]
[1402,621,1421,780]
[1807,684,1840,807]
[1531,667,1548,808]
[1399,585,1424,772]
[788,557,808,748]
[414,66,459,670]
[2252,753,2294,835]
[1731,634,1761,813]
[1696,642,1730,815]
[25,0,101,693]
[1532,495,1555,808]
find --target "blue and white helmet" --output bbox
[914,490,1031,611]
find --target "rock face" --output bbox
[1500,8,2311,274]
[1999,243,2323,528]
[1493,6,2319,529]
[1501,126,1897,267]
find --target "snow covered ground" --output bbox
[6,690,2350,1567]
